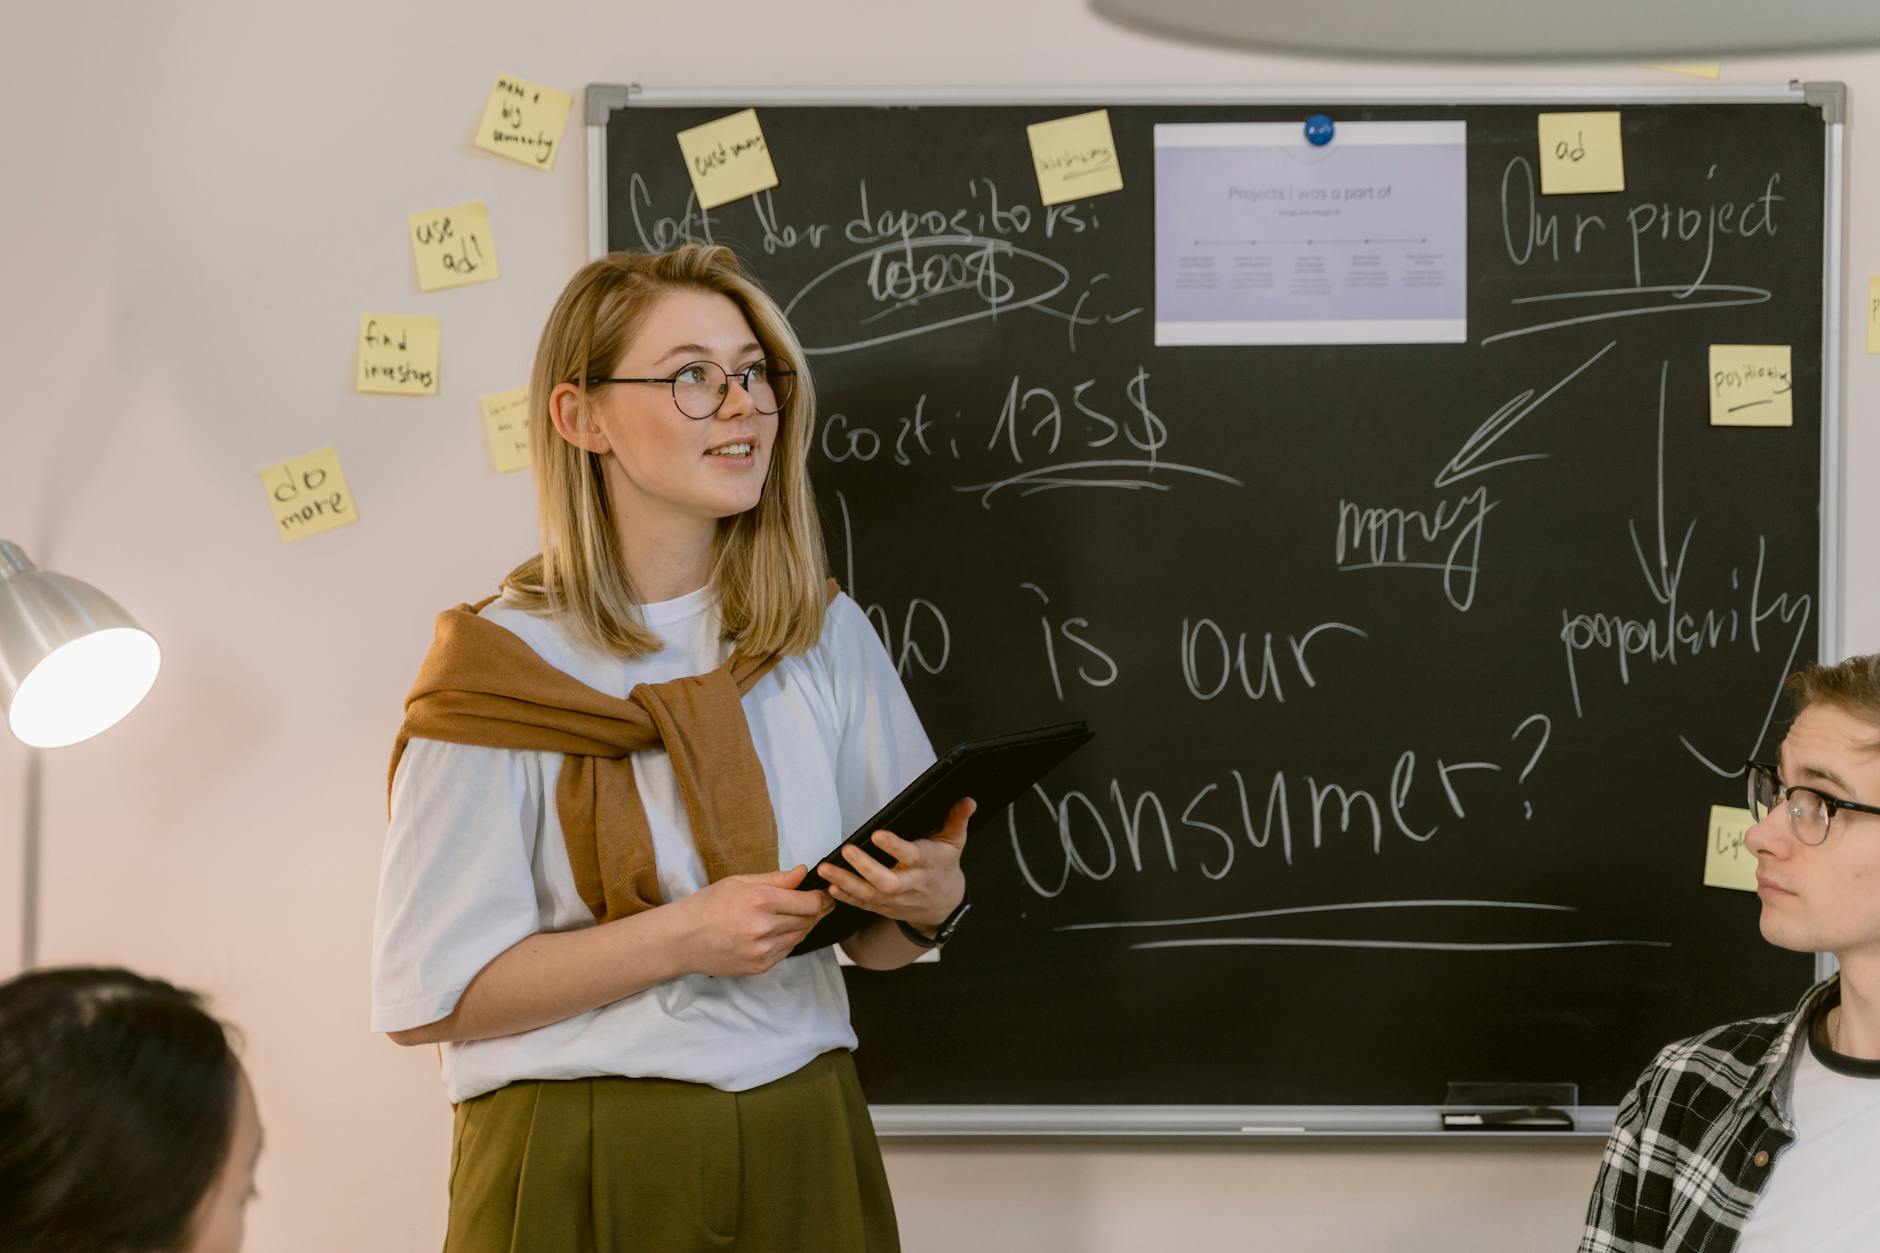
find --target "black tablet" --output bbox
[789,720,1095,956]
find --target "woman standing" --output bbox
[373,244,972,1253]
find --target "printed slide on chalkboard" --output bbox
[1153,121,1467,345]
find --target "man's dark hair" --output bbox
[0,966,240,1253]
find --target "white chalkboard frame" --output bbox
[584,81,1847,1140]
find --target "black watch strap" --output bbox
[897,888,971,949]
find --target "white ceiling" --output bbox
[1092,0,1880,60]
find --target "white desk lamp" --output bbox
[1,540,160,748]
[1,539,161,968]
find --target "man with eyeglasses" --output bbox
[1579,654,1880,1252]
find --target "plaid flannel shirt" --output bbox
[1577,974,1838,1253]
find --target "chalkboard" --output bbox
[590,86,1844,1133]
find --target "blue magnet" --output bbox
[1304,113,1335,147]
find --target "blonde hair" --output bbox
[1787,653,1880,746]
[502,245,829,658]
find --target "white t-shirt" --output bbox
[371,586,934,1102]
[1737,1005,1880,1250]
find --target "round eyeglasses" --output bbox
[1744,759,1880,846]
[586,357,795,421]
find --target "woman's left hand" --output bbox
[819,798,975,931]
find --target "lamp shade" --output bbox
[0,540,161,748]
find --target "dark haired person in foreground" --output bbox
[0,966,262,1253]
[1579,654,1880,1252]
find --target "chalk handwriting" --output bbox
[1335,487,1494,612]
[1493,159,1783,344]
[986,369,1165,465]
[834,492,951,676]
[1434,341,1616,487]
[1179,618,1367,702]
[959,367,1244,505]
[1501,159,1782,286]
[1028,270,1144,353]
[1338,342,1612,610]
[1059,897,1577,932]
[786,234,1069,355]
[957,459,1239,507]
[753,188,832,254]
[1484,284,1773,347]
[1556,362,1812,776]
[1005,742,1511,898]
[1053,897,1664,955]
[627,172,718,250]
[1127,936,1669,953]
[1022,583,1120,700]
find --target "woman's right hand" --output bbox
[676,865,835,977]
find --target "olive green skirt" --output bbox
[443,1050,899,1253]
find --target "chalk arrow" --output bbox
[1626,361,1697,608]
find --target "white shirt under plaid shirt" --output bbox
[1578,975,1838,1252]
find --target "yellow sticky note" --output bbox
[1709,345,1793,427]
[1703,804,1759,892]
[474,74,572,171]
[1867,276,1879,354]
[674,109,778,210]
[410,202,500,292]
[356,315,440,396]
[1644,62,1721,80]
[1027,109,1125,207]
[480,387,532,474]
[261,447,358,544]
[1537,112,1625,195]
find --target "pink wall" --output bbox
[2,4,1874,1249]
